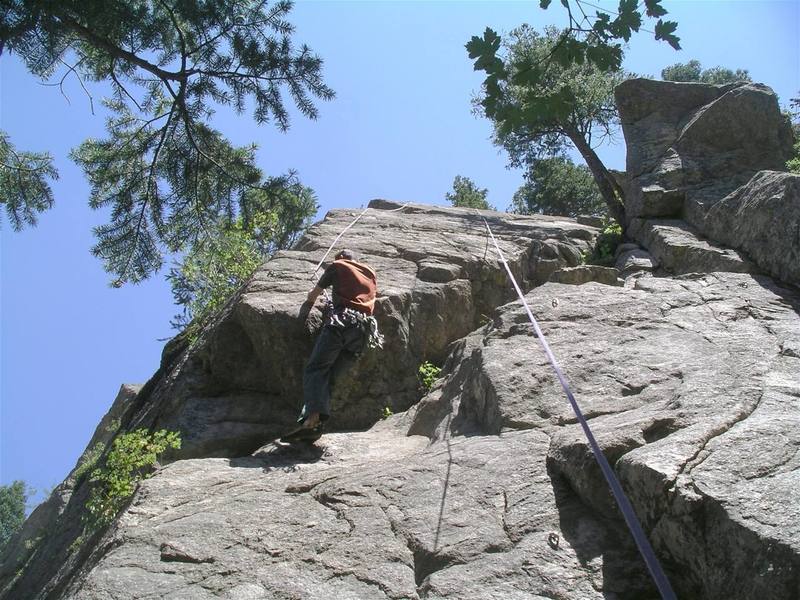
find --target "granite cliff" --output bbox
[2,79,798,600]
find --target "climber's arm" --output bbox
[306,285,324,304]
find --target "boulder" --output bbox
[628,219,755,276]
[548,265,623,287]
[615,78,794,235]
[703,171,800,286]
[615,247,658,277]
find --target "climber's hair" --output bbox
[335,249,354,261]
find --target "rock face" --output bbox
[12,271,798,600]
[615,78,798,286]
[0,203,600,600]
[139,202,597,459]
[548,265,623,287]
[628,219,754,276]
[4,78,800,600]
[58,428,657,600]
[616,79,793,224]
[703,171,800,285]
[410,273,800,599]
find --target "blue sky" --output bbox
[2,0,798,506]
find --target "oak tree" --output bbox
[467,0,680,225]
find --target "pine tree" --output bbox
[1,1,333,284]
[168,180,317,332]
[0,132,58,230]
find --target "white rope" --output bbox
[306,204,676,599]
[311,203,410,278]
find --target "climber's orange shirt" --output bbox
[317,259,377,315]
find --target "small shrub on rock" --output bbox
[584,219,622,266]
[85,429,181,529]
[418,361,442,393]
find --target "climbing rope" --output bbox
[307,204,676,598]
[481,217,677,600]
[310,202,411,278]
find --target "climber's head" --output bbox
[335,249,354,261]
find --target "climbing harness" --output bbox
[323,301,385,350]
[481,217,677,600]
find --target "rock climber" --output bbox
[281,249,384,443]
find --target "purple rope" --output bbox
[483,219,677,600]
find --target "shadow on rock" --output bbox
[548,467,660,600]
[230,442,324,473]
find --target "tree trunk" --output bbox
[566,128,626,227]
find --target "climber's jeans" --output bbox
[300,322,365,423]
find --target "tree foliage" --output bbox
[0,481,28,552]
[445,175,494,210]
[0,132,58,230]
[466,0,680,226]
[168,180,316,331]
[511,156,605,217]
[661,59,751,84]
[1,0,333,285]
[788,94,800,174]
[470,25,627,223]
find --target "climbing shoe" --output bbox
[280,423,324,444]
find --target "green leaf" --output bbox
[466,28,501,60]
[608,0,642,42]
[465,36,484,60]
[484,75,503,102]
[655,19,681,50]
[644,0,668,18]
[586,43,623,72]
[552,36,587,67]
[617,0,639,16]
[539,0,553,8]
[511,59,541,86]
